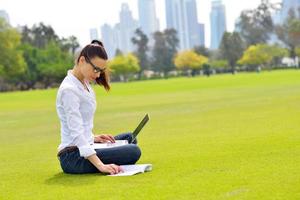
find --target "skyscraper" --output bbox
[101,24,116,58]
[100,3,138,57]
[138,0,160,39]
[89,28,99,41]
[117,3,139,53]
[0,10,10,24]
[210,0,227,49]
[199,23,205,46]
[165,0,204,50]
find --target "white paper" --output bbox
[92,140,128,149]
[108,164,153,176]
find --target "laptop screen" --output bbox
[131,114,149,143]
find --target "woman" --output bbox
[56,40,141,175]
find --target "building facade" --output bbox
[210,0,227,49]
[165,0,204,50]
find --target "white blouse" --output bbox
[56,70,97,158]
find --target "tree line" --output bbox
[1,0,300,91]
[110,1,300,81]
[0,19,79,91]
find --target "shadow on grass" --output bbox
[44,172,105,186]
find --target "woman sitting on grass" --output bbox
[56,40,141,175]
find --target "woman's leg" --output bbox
[58,133,141,174]
[94,132,140,165]
[58,149,98,174]
[95,144,141,165]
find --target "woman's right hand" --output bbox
[98,164,123,175]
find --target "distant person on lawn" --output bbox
[56,40,141,175]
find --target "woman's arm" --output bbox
[87,154,122,175]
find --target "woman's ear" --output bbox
[79,56,86,64]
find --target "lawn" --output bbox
[0,70,299,200]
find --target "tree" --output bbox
[164,29,179,69]
[131,28,149,78]
[238,44,271,70]
[35,41,73,87]
[19,24,75,89]
[209,60,229,72]
[152,29,179,77]
[276,9,300,62]
[108,54,140,82]
[295,47,300,61]
[219,32,245,74]
[295,46,300,66]
[1,21,80,91]
[236,0,279,47]
[0,19,27,88]
[152,31,167,74]
[115,49,123,56]
[194,45,211,57]
[59,36,80,55]
[18,43,40,89]
[268,45,288,67]
[20,23,59,49]
[174,50,208,76]
[237,44,284,70]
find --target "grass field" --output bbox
[0,70,299,200]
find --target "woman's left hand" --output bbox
[94,134,115,143]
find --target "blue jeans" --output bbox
[58,133,141,174]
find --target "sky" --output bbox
[0,0,280,47]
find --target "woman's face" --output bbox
[79,56,107,82]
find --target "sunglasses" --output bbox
[85,56,106,73]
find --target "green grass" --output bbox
[0,70,300,200]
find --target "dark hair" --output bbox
[77,40,110,91]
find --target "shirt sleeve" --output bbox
[61,89,96,158]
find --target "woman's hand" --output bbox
[98,164,123,175]
[94,134,115,143]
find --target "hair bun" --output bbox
[91,40,104,47]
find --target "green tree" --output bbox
[236,0,279,47]
[131,28,149,78]
[268,45,288,67]
[238,44,270,70]
[237,44,284,70]
[174,50,208,76]
[21,22,59,49]
[19,23,76,89]
[18,43,40,89]
[276,9,300,63]
[0,19,27,88]
[108,54,140,82]
[219,32,245,74]
[194,45,211,57]
[115,49,123,56]
[152,29,179,77]
[295,47,300,58]
[59,36,80,55]
[295,47,300,66]
[209,60,229,72]
[152,31,166,74]
[36,41,73,87]
[164,28,179,70]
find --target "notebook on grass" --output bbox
[108,164,153,176]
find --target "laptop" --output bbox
[131,114,149,143]
[92,114,149,149]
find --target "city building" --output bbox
[210,0,227,49]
